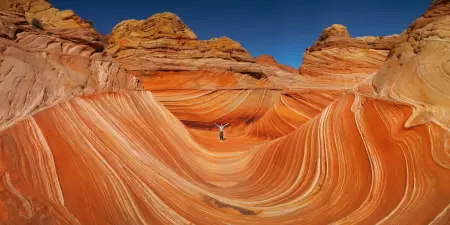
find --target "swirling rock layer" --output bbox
[299,24,403,78]
[1,0,450,224]
[1,0,106,50]
[0,1,139,129]
[371,0,450,131]
[106,12,308,90]
[0,90,449,224]
[107,12,253,63]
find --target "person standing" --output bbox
[214,123,229,141]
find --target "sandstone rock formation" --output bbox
[370,0,450,131]
[0,0,139,130]
[106,12,307,90]
[256,54,298,73]
[107,12,253,62]
[104,11,354,131]
[299,24,403,78]
[0,0,450,224]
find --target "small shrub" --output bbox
[31,18,44,30]
[319,33,328,42]
[86,20,94,26]
[400,29,407,36]
[46,31,53,36]
[94,46,104,52]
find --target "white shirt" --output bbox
[215,123,228,131]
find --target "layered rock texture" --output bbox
[256,54,298,73]
[0,0,139,129]
[106,12,305,90]
[1,0,450,224]
[299,24,403,79]
[107,12,252,62]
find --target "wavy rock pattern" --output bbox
[1,0,106,50]
[239,90,343,139]
[153,89,342,139]
[106,12,307,90]
[299,24,402,78]
[0,0,450,224]
[256,55,299,73]
[0,35,139,129]
[0,90,449,224]
[0,1,139,130]
[371,0,450,131]
[107,12,253,63]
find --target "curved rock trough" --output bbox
[0,0,449,224]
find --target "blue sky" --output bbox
[51,0,430,68]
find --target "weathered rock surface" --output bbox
[105,11,366,97]
[0,0,139,130]
[1,0,105,50]
[107,12,254,63]
[368,0,450,131]
[0,5,30,39]
[1,0,450,224]
[256,54,298,73]
[299,24,403,77]
[106,12,310,89]
[1,90,449,224]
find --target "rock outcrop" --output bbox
[255,54,298,73]
[107,12,253,63]
[1,0,450,224]
[106,12,308,89]
[0,0,139,130]
[1,0,105,50]
[369,0,450,131]
[0,3,29,39]
[105,12,361,96]
[299,24,403,78]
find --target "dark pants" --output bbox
[220,131,224,140]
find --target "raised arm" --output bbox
[214,123,219,127]
[224,123,229,127]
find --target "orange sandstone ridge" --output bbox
[106,12,298,91]
[255,54,299,73]
[0,0,139,130]
[299,24,403,78]
[0,0,450,224]
[104,11,358,130]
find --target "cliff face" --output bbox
[106,12,256,78]
[107,12,253,63]
[2,0,106,49]
[370,0,450,131]
[255,54,299,73]
[106,12,309,90]
[299,24,403,78]
[0,0,139,129]
[0,1,450,225]
[104,13,358,131]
